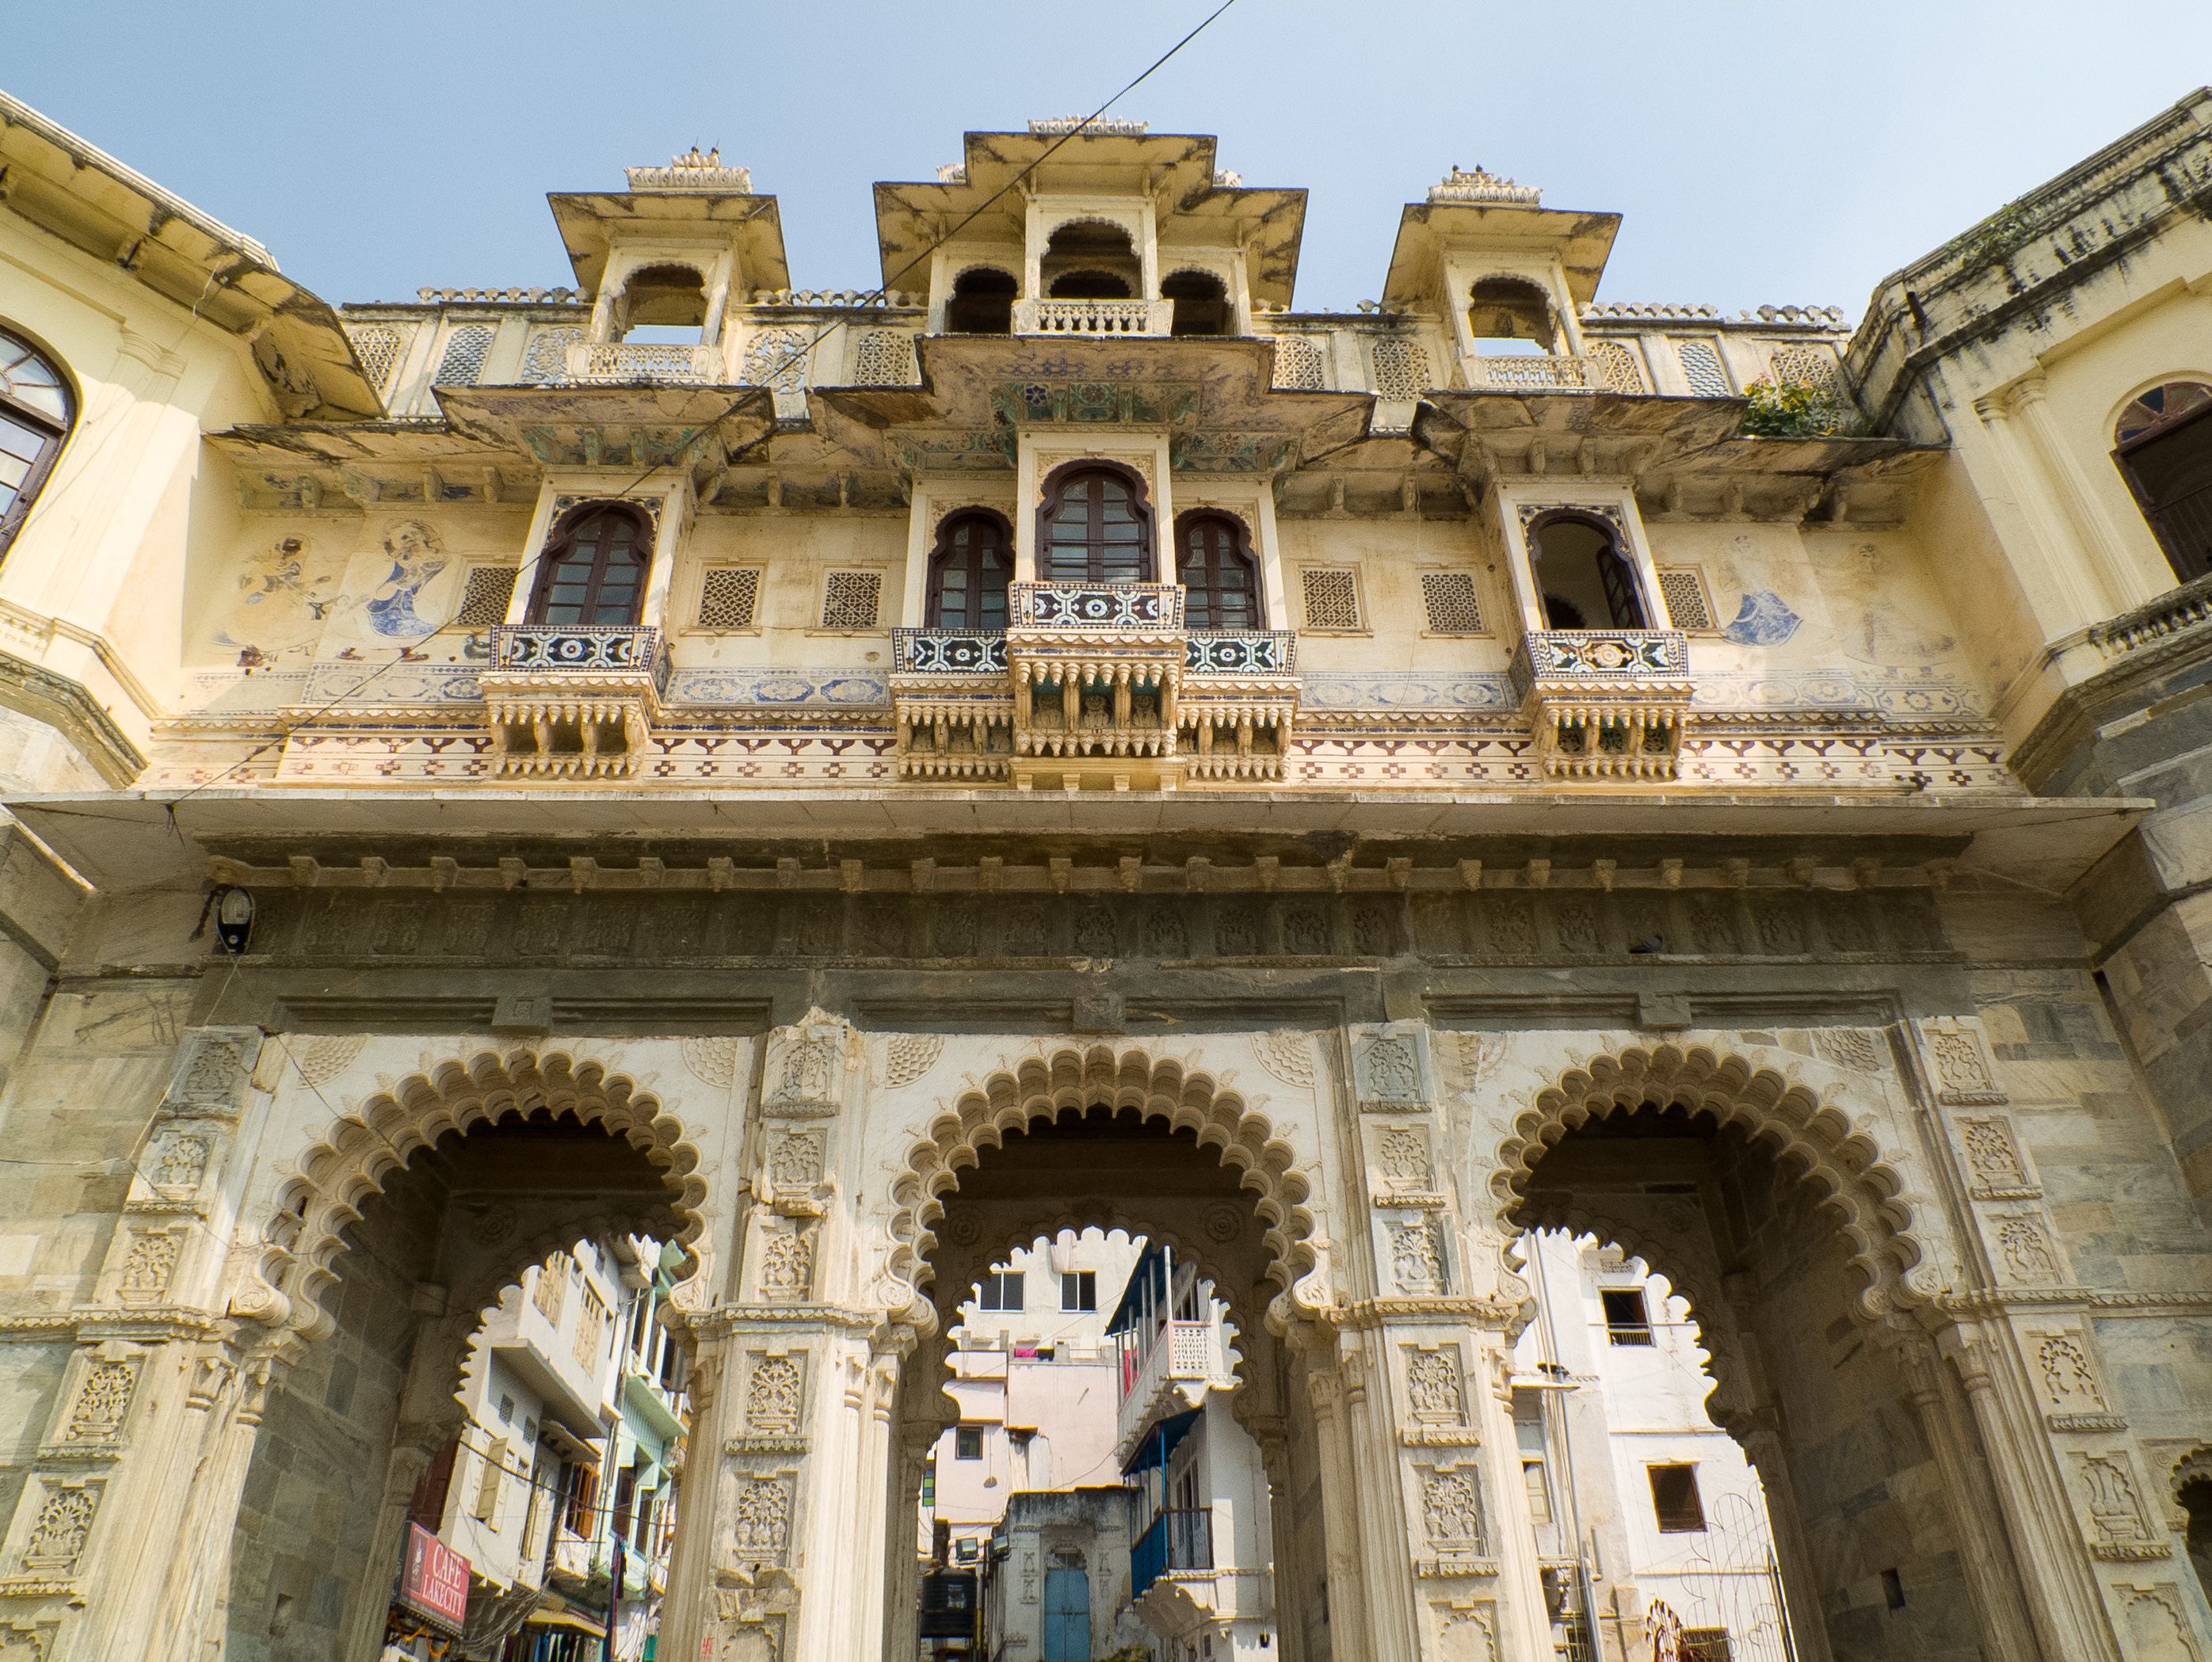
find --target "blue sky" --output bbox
[10,2,2210,317]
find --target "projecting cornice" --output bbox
[0,91,383,421]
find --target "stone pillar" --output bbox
[1299,1355,1375,1662]
[1886,1323,2057,1662]
[0,1026,276,1662]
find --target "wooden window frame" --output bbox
[0,326,75,564]
[925,509,1016,628]
[1036,461,1155,583]
[1174,509,1264,628]
[526,501,654,626]
[2113,386,2212,585]
[1525,509,1650,631]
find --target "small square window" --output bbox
[1656,567,1715,632]
[977,1269,1024,1312]
[1601,1288,1653,1345]
[1419,570,1484,634]
[1061,1271,1096,1313]
[954,1427,983,1461]
[1301,567,1362,631]
[1648,1463,1706,1532]
[820,570,882,630]
[456,565,517,627]
[699,566,762,628]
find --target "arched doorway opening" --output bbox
[1498,1050,2037,1662]
[226,1053,705,1662]
[1043,222,1142,300]
[885,1049,1329,1662]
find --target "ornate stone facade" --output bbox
[0,88,2206,1662]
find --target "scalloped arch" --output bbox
[269,1047,709,1341]
[884,1044,1322,1336]
[1494,1043,1933,1319]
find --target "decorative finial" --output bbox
[626,147,753,194]
[1428,165,1541,207]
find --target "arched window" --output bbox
[1530,513,1647,630]
[0,326,74,562]
[2114,380,2212,583]
[947,267,1016,335]
[1043,222,1140,301]
[1039,465,1153,583]
[1176,512,1261,627]
[527,502,653,625]
[616,262,709,345]
[1468,276,1557,356]
[926,510,1013,628]
[1163,270,1230,337]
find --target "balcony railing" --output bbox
[1185,631,1295,675]
[1461,353,1608,393]
[491,623,669,684]
[1117,1317,1219,1447]
[891,629,1009,675]
[1131,1508,1214,1601]
[1013,298,1174,337]
[1512,628,1689,686]
[564,341,722,384]
[1012,581,1184,632]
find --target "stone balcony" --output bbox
[480,624,669,779]
[1012,298,1175,337]
[891,596,1301,787]
[1116,1317,1222,1461]
[563,341,723,384]
[1459,353,1609,393]
[1508,627,1692,780]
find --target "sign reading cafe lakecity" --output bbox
[399,1523,470,1630]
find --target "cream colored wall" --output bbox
[0,212,270,759]
[1272,518,1509,675]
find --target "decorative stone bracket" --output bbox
[1509,628,1691,780]
[482,623,669,780]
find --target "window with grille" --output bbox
[1301,567,1362,631]
[699,566,762,628]
[1062,1271,1097,1312]
[1177,513,1262,627]
[1768,343,1839,395]
[433,324,495,386]
[1272,334,1327,391]
[1680,1631,1735,1662]
[927,513,1013,628]
[1585,337,1646,394]
[1648,1463,1707,1532]
[820,570,883,630]
[529,504,650,626]
[1039,465,1154,582]
[345,324,405,391]
[977,1268,1024,1311]
[1602,1288,1653,1345]
[456,566,517,627]
[1673,338,1731,398]
[954,1426,984,1461]
[1657,566,1715,631]
[1420,570,1484,634]
[1370,338,1431,399]
[853,329,917,385]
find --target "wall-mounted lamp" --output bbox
[214,886,255,955]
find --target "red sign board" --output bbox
[399,1523,470,1629]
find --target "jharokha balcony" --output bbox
[891,585,1299,789]
[480,623,669,780]
[1508,627,1691,780]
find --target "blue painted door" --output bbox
[1042,1565,1091,1661]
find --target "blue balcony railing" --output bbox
[1131,1507,1212,1600]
